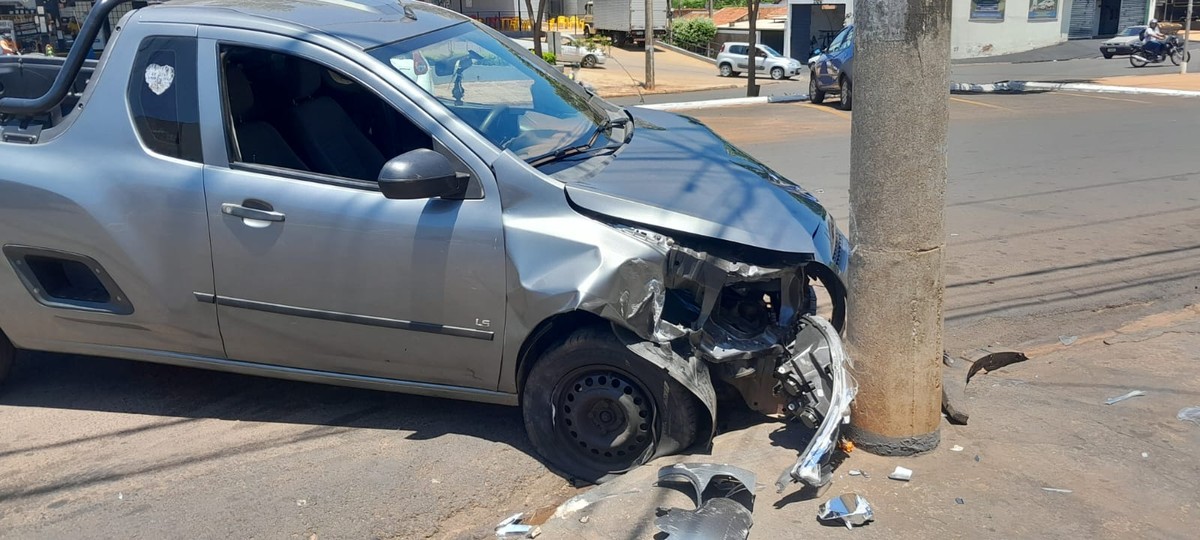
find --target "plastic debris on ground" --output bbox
[1105,390,1146,405]
[1059,335,1078,346]
[955,498,965,505]
[1178,406,1200,426]
[888,466,913,481]
[653,463,756,540]
[495,513,535,539]
[817,493,874,529]
[1041,487,1073,494]
[950,445,964,452]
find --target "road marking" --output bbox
[800,103,851,119]
[1049,91,1151,104]
[950,96,1015,111]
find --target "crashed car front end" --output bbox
[598,222,856,491]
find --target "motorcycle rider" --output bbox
[1141,19,1167,61]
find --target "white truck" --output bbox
[584,0,668,47]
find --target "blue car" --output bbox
[809,25,854,110]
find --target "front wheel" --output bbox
[770,67,785,80]
[1103,52,1114,59]
[521,326,699,484]
[839,76,853,111]
[1130,54,1148,68]
[809,72,826,103]
[1171,49,1190,66]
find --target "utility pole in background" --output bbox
[645,0,655,89]
[707,0,713,18]
[1182,0,1194,75]
[746,0,759,97]
[845,0,951,455]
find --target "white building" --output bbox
[782,0,1156,61]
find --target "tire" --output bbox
[521,326,699,484]
[809,72,826,103]
[1130,54,1148,68]
[718,63,733,77]
[1171,50,1189,66]
[838,76,853,111]
[581,54,598,68]
[0,330,14,388]
[770,66,785,80]
[1103,53,1113,59]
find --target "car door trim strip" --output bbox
[194,293,494,341]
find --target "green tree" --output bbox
[670,17,717,50]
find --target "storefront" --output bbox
[952,1,1072,58]
[1068,0,1153,39]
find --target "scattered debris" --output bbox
[847,469,864,477]
[578,515,589,524]
[656,463,756,510]
[839,439,856,453]
[431,479,441,484]
[1041,487,1073,494]
[527,527,542,538]
[950,445,964,452]
[965,348,1030,383]
[655,498,753,540]
[1058,335,1078,346]
[296,499,308,507]
[955,498,965,505]
[1105,390,1146,405]
[817,493,874,529]
[1141,452,1149,458]
[942,351,970,425]
[888,466,913,482]
[974,455,981,462]
[1178,406,1200,426]
[118,493,123,501]
[496,513,535,539]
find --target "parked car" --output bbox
[716,42,803,80]
[0,0,852,488]
[512,36,607,67]
[1100,26,1147,58]
[809,25,854,110]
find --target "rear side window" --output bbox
[127,36,202,162]
[730,45,746,55]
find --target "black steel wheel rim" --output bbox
[553,367,655,466]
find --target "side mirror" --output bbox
[812,48,823,56]
[378,149,469,200]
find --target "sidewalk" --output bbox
[575,45,787,98]
[1094,72,1200,91]
[535,306,1200,538]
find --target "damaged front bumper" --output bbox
[598,224,854,490]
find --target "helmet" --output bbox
[1150,18,1158,25]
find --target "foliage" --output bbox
[670,17,717,50]
[541,51,557,65]
[672,0,747,9]
[571,35,613,54]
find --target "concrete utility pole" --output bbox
[707,0,714,19]
[1182,0,1194,75]
[844,0,951,455]
[645,0,655,89]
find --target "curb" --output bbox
[641,93,809,111]
[951,80,1200,98]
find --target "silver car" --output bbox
[716,42,803,80]
[0,0,850,488]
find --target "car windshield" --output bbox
[1124,26,1145,36]
[370,22,618,162]
[760,45,783,57]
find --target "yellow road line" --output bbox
[950,96,1015,111]
[800,103,852,119]
[1050,91,1151,104]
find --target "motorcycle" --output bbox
[1130,36,1192,67]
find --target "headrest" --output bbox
[284,57,323,101]
[225,65,254,120]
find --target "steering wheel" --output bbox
[479,104,511,135]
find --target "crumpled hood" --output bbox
[565,108,829,256]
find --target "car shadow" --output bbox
[1,350,536,453]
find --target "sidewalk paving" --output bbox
[1094,72,1200,91]
[573,45,788,98]
[536,306,1200,539]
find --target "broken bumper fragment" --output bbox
[774,315,856,492]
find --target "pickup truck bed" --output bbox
[0,56,95,128]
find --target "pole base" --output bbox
[844,425,940,456]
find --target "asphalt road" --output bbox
[2,92,1198,539]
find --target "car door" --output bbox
[753,46,770,73]
[829,26,855,85]
[194,31,507,391]
[732,45,750,71]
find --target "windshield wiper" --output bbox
[526,116,629,167]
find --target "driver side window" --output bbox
[219,45,432,183]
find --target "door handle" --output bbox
[222,202,285,223]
